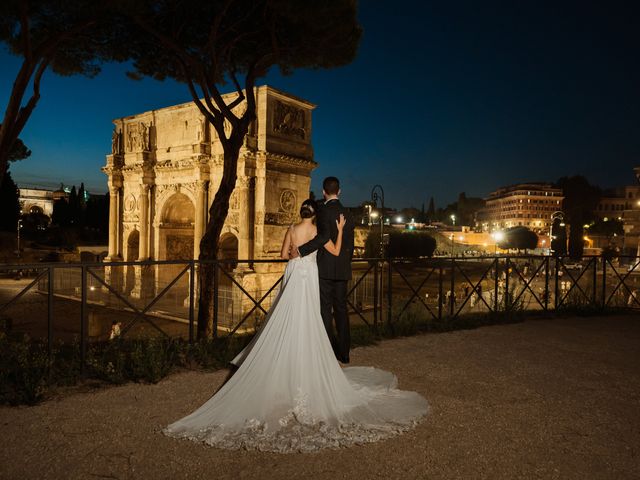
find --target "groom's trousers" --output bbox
[319,278,350,363]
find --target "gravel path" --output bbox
[1,315,639,479]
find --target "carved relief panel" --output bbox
[272,101,306,140]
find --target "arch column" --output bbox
[193,180,207,259]
[107,185,121,259]
[237,176,252,268]
[138,184,150,260]
[254,153,266,258]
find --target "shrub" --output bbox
[0,333,51,405]
[365,230,436,258]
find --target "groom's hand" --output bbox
[289,246,300,259]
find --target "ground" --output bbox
[1,315,639,479]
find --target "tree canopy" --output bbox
[0,0,119,184]
[113,0,361,337]
[498,226,539,252]
[8,137,31,163]
[557,176,600,259]
[365,230,436,258]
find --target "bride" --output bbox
[163,199,428,453]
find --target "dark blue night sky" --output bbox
[1,1,638,210]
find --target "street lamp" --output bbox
[371,185,385,258]
[450,214,456,226]
[550,211,564,256]
[16,218,23,258]
[491,230,504,255]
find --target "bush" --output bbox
[498,226,538,252]
[0,333,51,405]
[0,332,257,406]
[365,230,436,258]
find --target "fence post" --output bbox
[438,265,443,320]
[450,257,455,317]
[188,261,195,344]
[505,257,510,311]
[213,261,219,338]
[591,257,597,307]
[47,266,53,359]
[494,258,499,312]
[373,261,379,328]
[387,259,392,327]
[601,256,607,309]
[554,257,560,310]
[544,257,549,311]
[80,265,87,374]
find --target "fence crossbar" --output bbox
[557,258,594,307]
[218,267,268,316]
[347,263,375,298]
[509,259,548,310]
[225,275,284,338]
[391,263,437,322]
[453,259,496,317]
[605,259,640,308]
[344,263,376,327]
[0,269,48,315]
[86,268,169,338]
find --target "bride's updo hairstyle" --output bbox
[300,199,317,219]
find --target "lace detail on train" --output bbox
[163,254,428,453]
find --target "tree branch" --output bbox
[174,58,220,128]
[207,0,236,52]
[12,57,50,143]
[19,1,32,63]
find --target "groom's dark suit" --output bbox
[298,199,355,363]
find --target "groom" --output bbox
[294,176,355,363]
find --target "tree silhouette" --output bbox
[0,170,20,232]
[117,0,361,337]
[426,197,435,223]
[0,1,118,186]
[498,226,538,252]
[557,176,600,259]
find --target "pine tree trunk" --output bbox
[196,135,245,338]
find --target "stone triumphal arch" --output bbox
[102,86,316,323]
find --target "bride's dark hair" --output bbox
[300,199,317,218]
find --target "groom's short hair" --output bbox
[323,177,340,195]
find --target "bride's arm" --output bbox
[280,228,293,259]
[324,215,346,257]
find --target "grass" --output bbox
[0,301,634,406]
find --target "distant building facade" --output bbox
[17,187,54,217]
[476,183,563,233]
[593,185,640,220]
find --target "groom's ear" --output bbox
[338,189,341,197]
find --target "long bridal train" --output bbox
[163,252,428,453]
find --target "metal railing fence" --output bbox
[1,255,638,366]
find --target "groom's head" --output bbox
[322,176,340,200]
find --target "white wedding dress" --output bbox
[163,251,428,453]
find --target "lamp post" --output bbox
[16,218,23,258]
[450,214,456,226]
[550,211,564,256]
[371,185,385,258]
[491,231,504,256]
[371,185,386,328]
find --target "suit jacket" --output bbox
[298,199,355,281]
